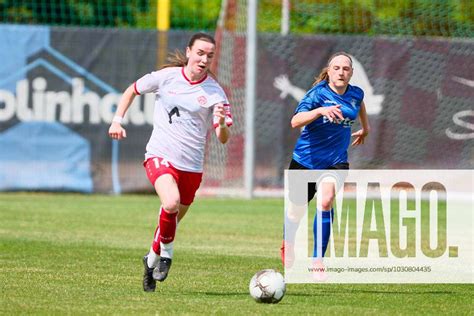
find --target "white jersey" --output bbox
[134,67,231,172]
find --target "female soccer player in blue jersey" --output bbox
[282,52,370,274]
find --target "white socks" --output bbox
[147,246,160,268]
[160,241,174,259]
[146,242,174,268]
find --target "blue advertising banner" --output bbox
[0,25,472,193]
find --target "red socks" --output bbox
[151,225,160,254]
[150,208,178,256]
[159,208,178,244]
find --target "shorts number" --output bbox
[153,158,170,169]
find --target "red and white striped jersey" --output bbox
[135,67,232,172]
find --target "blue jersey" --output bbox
[292,80,364,169]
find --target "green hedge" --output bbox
[0,0,472,37]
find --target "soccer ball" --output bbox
[249,269,286,304]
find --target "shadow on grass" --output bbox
[200,291,249,297]
[357,290,454,295]
[279,292,322,297]
[320,288,455,295]
[285,284,457,296]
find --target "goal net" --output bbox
[200,0,474,197]
[200,0,249,196]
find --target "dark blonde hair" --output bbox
[161,32,217,78]
[312,51,353,86]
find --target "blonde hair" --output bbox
[312,51,353,86]
[160,32,217,78]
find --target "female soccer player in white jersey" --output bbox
[282,52,370,278]
[108,33,232,292]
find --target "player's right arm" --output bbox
[108,84,137,140]
[291,89,343,129]
[291,106,343,128]
[109,71,162,140]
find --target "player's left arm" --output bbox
[351,101,371,146]
[213,103,232,144]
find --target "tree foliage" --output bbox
[0,0,156,28]
[0,0,472,37]
[259,0,474,37]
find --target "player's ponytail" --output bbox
[161,49,188,69]
[312,67,329,86]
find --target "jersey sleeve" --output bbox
[294,87,321,114]
[357,86,365,103]
[134,70,162,95]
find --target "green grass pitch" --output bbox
[1,193,472,314]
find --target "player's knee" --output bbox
[320,196,334,210]
[162,199,180,212]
